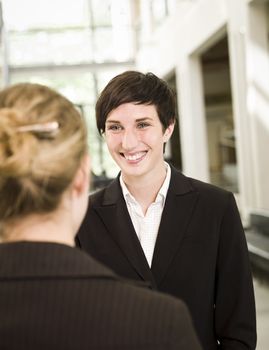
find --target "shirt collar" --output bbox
[120,162,171,206]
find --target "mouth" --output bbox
[120,151,147,163]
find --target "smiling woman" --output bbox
[77,70,257,350]
[104,102,174,184]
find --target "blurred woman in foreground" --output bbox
[0,83,201,350]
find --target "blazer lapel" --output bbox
[94,178,157,288]
[151,167,199,285]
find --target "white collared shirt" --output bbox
[120,163,171,267]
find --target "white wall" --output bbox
[136,0,269,219]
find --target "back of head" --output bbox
[96,70,176,134]
[0,83,87,237]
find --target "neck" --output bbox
[122,162,167,213]
[2,209,75,247]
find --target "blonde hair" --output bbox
[0,83,88,233]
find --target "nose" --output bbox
[122,128,139,150]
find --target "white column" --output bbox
[245,1,269,212]
[226,0,255,221]
[176,55,210,182]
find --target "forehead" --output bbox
[106,102,159,122]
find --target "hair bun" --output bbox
[0,108,38,177]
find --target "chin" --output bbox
[125,167,146,178]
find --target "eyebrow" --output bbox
[105,120,121,124]
[106,117,153,124]
[135,117,153,122]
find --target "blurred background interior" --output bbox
[0,0,268,348]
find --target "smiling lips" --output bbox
[121,151,147,163]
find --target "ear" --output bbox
[163,122,175,143]
[71,154,91,198]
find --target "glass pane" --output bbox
[78,104,119,178]
[91,0,132,27]
[10,71,96,105]
[82,104,104,176]
[113,28,134,61]
[111,0,132,26]
[56,74,96,105]
[91,0,112,26]
[2,0,90,30]
[8,30,93,66]
[93,27,133,62]
[93,28,113,62]
[151,0,167,24]
[167,0,176,15]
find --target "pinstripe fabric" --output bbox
[0,241,201,350]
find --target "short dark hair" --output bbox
[95,70,176,134]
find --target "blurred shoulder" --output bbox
[171,166,233,207]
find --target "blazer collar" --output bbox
[168,164,195,195]
[102,165,195,206]
[151,166,199,284]
[95,183,157,287]
[102,175,122,205]
[95,166,198,287]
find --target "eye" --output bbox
[106,124,123,132]
[137,122,150,129]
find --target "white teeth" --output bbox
[124,152,145,161]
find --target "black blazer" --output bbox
[0,241,201,350]
[77,166,257,350]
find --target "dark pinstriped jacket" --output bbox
[0,241,201,350]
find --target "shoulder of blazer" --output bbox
[169,164,232,209]
[0,242,118,280]
[188,175,232,206]
[169,164,229,194]
[0,242,153,292]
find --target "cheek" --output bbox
[145,133,165,147]
[105,135,120,151]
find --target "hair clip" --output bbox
[16,121,59,137]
